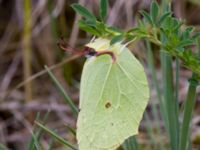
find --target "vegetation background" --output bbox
[0,0,200,149]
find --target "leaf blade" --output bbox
[110,34,124,45]
[150,0,159,23]
[71,4,96,23]
[35,121,78,150]
[100,0,108,22]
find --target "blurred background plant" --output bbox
[0,0,200,150]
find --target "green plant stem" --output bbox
[161,53,179,150]
[160,1,179,149]
[145,41,162,103]
[179,39,200,150]
[145,40,165,150]
[179,74,198,150]
[175,58,180,113]
[122,136,140,150]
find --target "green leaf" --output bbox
[157,12,171,26]
[100,0,108,22]
[110,34,124,45]
[140,11,153,25]
[78,20,101,36]
[182,27,194,39]
[150,0,159,22]
[71,4,96,23]
[128,28,148,38]
[177,40,194,48]
[107,26,123,34]
[77,38,149,150]
[96,22,106,33]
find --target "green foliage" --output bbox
[110,34,124,45]
[150,0,159,23]
[78,20,101,36]
[71,4,96,24]
[100,0,108,22]
[72,0,200,75]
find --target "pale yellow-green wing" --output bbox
[77,38,149,150]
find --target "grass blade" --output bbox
[28,111,50,150]
[64,124,76,136]
[179,74,198,150]
[179,38,200,150]
[48,138,55,150]
[35,121,78,150]
[28,113,42,150]
[122,136,140,150]
[45,65,78,116]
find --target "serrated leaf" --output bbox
[110,34,124,45]
[71,4,96,24]
[78,20,101,36]
[140,11,153,25]
[150,1,159,22]
[100,0,108,22]
[77,38,149,150]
